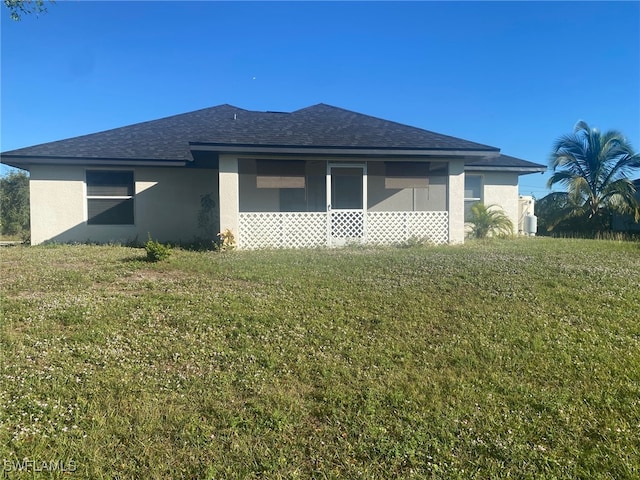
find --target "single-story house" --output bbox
[1,104,546,248]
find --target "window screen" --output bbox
[385,162,429,189]
[256,160,306,189]
[87,171,134,225]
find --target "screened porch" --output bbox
[235,159,450,249]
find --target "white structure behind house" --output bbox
[518,195,537,235]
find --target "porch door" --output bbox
[327,164,367,245]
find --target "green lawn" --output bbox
[1,239,639,479]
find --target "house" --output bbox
[0,104,546,248]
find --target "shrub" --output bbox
[467,202,514,239]
[217,228,236,252]
[144,236,172,262]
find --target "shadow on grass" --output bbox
[121,253,149,264]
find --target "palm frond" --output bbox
[467,203,513,239]
[536,192,588,231]
[547,170,575,189]
[601,179,640,221]
[573,120,591,134]
[546,121,640,231]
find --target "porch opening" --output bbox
[237,159,449,248]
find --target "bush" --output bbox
[217,228,236,252]
[144,237,172,262]
[467,202,513,239]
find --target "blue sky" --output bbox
[2,1,639,198]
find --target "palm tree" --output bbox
[467,202,513,239]
[547,121,640,231]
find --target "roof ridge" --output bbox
[291,103,499,151]
[2,103,509,164]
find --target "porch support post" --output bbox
[326,163,332,246]
[219,155,240,243]
[447,159,465,244]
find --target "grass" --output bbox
[1,238,639,479]
[0,235,25,243]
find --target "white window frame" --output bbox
[464,174,483,222]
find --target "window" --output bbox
[86,171,134,225]
[464,174,482,221]
[256,160,305,188]
[385,162,429,189]
[257,160,310,211]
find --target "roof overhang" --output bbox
[189,142,500,159]
[0,156,188,171]
[465,165,547,174]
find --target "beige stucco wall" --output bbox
[135,168,219,242]
[29,166,87,245]
[218,155,239,236]
[446,161,465,244]
[480,171,519,233]
[29,165,218,245]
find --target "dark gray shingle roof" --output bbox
[2,104,500,162]
[466,154,546,172]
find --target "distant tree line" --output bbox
[0,171,30,240]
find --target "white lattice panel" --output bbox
[331,210,364,239]
[367,211,449,245]
[238,211,449,249]
[239,212,327,249]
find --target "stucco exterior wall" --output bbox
[135,168,219,243]
[480,171,519,232]
[219,156,239,236]
[30,166,87,245]
[447,160,465,244]
[29,165,218,245]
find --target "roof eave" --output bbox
[465,165,547,174]
[1,156,188,169]
[189,143,499,158]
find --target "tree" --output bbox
[4,0,51,21]
[467,202,513,239]
[546,121,640,232]
[535,192,605,235]
[0,171,30,237]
